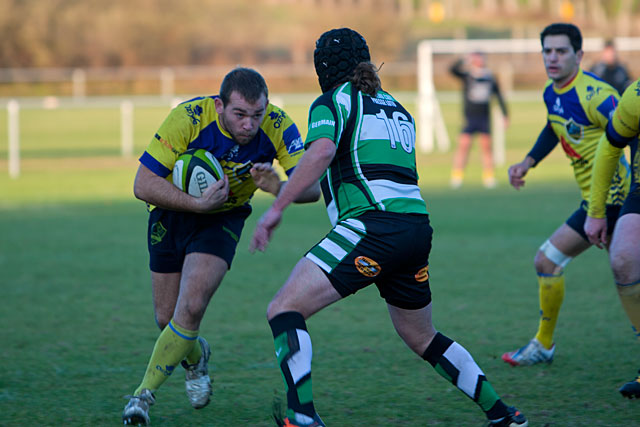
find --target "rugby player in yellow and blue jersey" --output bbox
[585,77,640,398]
[502,23,630,367]
[122,68,320,426]
[251,28,527,427]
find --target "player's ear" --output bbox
[575,49,584,63]
[214,97,224,114]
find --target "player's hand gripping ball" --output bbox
[172,148,224,197]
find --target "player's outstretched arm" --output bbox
[250,138,335,252]
[509,124,558,190]
[508,156,535,190]
[250,163,321,203]
[250,163,282,196]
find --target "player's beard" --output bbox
[219,114,256,146]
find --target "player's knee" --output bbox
[534,250,557,274]
[155,313,171,330]
[610,253,639,284]
[535,240,572,275]
[267,293,306,321]
[266,297,285,321]
[173,299,206,327]
[458,139,472,150]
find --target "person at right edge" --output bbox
[585,77,640,398]
[502,23,630,367]
[250,28,528,427]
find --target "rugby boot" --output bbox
[619,370,640,398]
[488,406,528,426]
[122,388,155,426]
[502,338,554,366]
[182,336,212,409]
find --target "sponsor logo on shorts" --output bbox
[150,221,167,245]
[415,265,429,282]
[354,256,381,277]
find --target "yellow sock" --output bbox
[185,337,203,365]
[134,319,198,395]
[482,169,495,181]
[534,274,565,349]
[450,169,464,188]
[616,280,640,340]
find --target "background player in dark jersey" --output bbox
[121,68,320,425]
[589,39,633,95]
[449,51,509,189]
[250,28,527,427]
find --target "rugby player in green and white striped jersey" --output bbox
[250,28,527,427]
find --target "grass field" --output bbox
[1,98,638,426]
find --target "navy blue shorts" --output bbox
[147,205,251,273]
[305,211,433,310]
[620,141,640,217]
[566,200,621,242]
[620,189,640,217]
[462,115,490,134]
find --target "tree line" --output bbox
[1,0,637,69]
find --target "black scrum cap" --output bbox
[314,28,371,93]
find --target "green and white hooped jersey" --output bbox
[305,82,428,226]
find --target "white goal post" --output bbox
[417,36,640,163]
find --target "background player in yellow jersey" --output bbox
[502,23,630,366]
[585,78,640,398]
[121,67,320,425]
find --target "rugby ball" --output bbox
[172,148,224,197]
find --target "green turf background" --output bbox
[0,97,636,425]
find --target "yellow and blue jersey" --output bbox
[589,78,640,217]
[139,96,304,212]
[542,69,629,205]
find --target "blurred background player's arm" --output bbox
[449,58,467,79]
[492,77,509,126]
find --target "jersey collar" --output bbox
[553,68,582,94]
[216,118,233,140]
